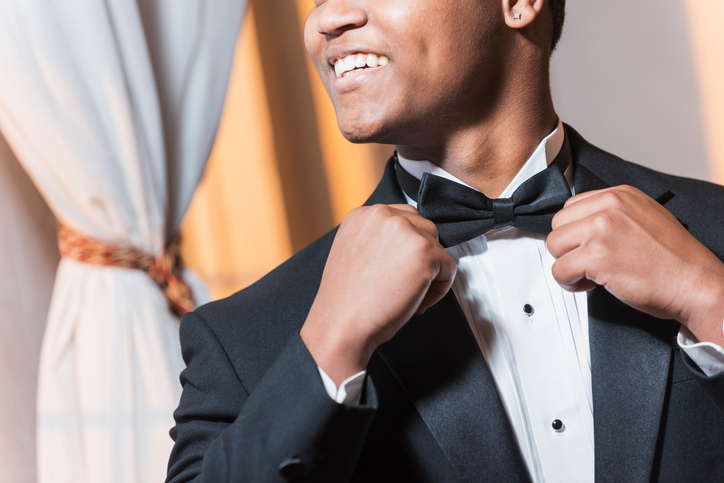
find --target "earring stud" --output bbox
[513,13,521,20]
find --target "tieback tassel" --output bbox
[58,224,195,317]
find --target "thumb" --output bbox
[416,251,457,314]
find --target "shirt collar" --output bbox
[396,118,568,199]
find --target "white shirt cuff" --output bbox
[677,324,724,377]
[317,367,367,405]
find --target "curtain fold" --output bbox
[0,131,58,483]
[0,1,245,481]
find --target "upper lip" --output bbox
[325,45,387,67]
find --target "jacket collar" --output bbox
[365,125,675,482]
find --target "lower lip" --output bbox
[333,65,388,93]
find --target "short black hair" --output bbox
[549,0,566,51]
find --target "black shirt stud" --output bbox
[523,304,534,316]
[552,419,564,432]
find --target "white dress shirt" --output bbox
[318,119,724,482]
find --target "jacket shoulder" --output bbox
[661,172,724,259]
[568,123,724,198]
[186,227,338,389]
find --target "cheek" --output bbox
[385,5,482,86]
[303,12,322,67]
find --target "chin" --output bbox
[336,110,394,144]
[340,128,378,144]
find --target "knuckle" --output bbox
[344,206,362,220]
[619,184,640,195]
[409,250,431,276]
[367,203,391,218]
[602,190,625,208]
[445,255,458,274]
[587,238,608,259]
[420,265,437,283]
[425,219,439,238]
[592,211,614,233]
[341,208,362,228]
[384,215,410,236]
[546,234,561,258]
[408,238,438,269]
[409,232,432,252]
[552,259,576,286]
[551,259,565,281]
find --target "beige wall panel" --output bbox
[551,0,710,181]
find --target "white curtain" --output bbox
[0,1,246,481]
[0,131,58,483]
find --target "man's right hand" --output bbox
[300,204,458,387]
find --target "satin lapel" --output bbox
[569,128,675,482]
[586,289,674,482]
[376,292,530,482]
[367,159,529,482]
[364,156,406,206]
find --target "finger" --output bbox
[551,247,599,292]
[553,191,612,229]
[361,204,440,244]
[416,250,457,314]
[563,185,642,207]
[546,216,591,259]
[566,278,598,293]
[388,204,441,242]
[387,203,420,214]
[553,187,633,230]
[563,188,607,207]
[548,209,624,260]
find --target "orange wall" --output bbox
[685,0,724,183]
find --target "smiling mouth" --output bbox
[334,53,390,78]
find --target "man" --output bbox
[167,0,724,481]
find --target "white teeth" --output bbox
[335,53,390,77]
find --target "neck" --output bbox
[395,75,558,198]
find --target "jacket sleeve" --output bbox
[681,349,724,415]
[166,312,378,483]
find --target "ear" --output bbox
[502,0,547,29]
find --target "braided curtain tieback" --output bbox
[57,224,195,317]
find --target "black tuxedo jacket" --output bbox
[167,126,724,483]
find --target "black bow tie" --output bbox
[395,136,573,248]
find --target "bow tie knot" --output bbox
[492,198,515,229]
[396,135,573,248]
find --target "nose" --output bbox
[316,0,368,36]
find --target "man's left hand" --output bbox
[548,185,724,346]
